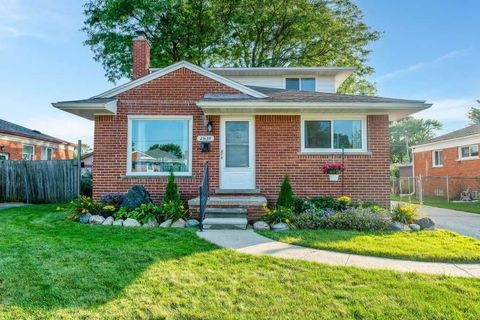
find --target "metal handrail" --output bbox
[199,161,209,231]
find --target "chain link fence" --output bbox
[391,176,480,203]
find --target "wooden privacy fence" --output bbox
[0,160,79,203]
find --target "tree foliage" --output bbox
[83,0,380,94]
[467,100,480,124]
[389,117,442,164]
[148,143,183,158]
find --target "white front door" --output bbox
[220,117,255,189]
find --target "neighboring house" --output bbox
[53,32,430,219]
[81,151,94,176]
[0,118,75,161]
[412,124,480,177]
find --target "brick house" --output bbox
[53,32,430,222]
[0,118,75,161]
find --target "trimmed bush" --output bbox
[164,168,181,203]
[391,203,419,224]
[262,205,295,225]
[276,175,295,209]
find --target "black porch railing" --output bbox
[198,161,209,231]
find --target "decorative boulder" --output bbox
[171,218,186,228]
[122,185,152,211]
[271,222,289,232]
[409,224,421,231]
[112,219,124,226]
[414,217,435,230]
[103,216,114,225]
[186,219,200,228]
[78,213,92,224]
[253,221,270,230]
[89,215,105,224]
[143,218,159,228]
[123,218,141,227]
[389,221,411,231]
[159,219,173,228]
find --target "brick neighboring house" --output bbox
[53,32,430,222]
[412,124,480,177]
[0,118,75,161]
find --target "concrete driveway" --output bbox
[418,205,480,239]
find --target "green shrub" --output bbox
[164,168,181,203]
[80,177,92,197]
[337,196,351,207]
[67,196,101,220]
[115,203,161,223]
[310,197,339,211]
[276,175,295,209]
[114,206,129,220]
[262,205,295,225]
[391,203,419,224]
[161,200,188,221]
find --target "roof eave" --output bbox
[52,100,117,121]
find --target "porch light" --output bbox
[207,120,213,132]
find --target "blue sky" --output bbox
[0,0,478,147]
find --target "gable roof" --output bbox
[93,61,268,99]
[0,118,74,145]
[416,124,480,146]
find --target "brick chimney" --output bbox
[132,31,150,80]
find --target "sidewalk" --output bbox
[197,229,480,278]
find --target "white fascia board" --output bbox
[197,100,429,109]
[52,100,117,121]
[412,133,480,153]
[93,61,267,99]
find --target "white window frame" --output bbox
[22,144,35,160]
[41,147,53,160]
[0,153,8,160]
[458,144,479,160]
[300,115,367,153]
[126,115,193,176]
[284,76,316,91]
[432,150,443,167]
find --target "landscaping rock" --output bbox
[123,218,141,227]
[78,213,92,224]
[112,219,124,226]
[102,216,114,225]
[253,221,270,230]
[409,223,421,231]
[271,222,289,232]
[389,221,411,231]
[186,219,200,228]
[143,218,159,228]
[171,218,186,228]
[414,217,435,230]
[159,219,173,228]
[89,215,105,224]
[424,226,436,231]
[122,185,152,211]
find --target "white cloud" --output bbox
[376,49,470,82]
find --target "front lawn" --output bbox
[258,229,480,263]
[1,205,480,319]
[391,194,480,214]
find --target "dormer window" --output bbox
[285,77,316,92]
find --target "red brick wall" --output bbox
[0,138,74,160]
[93,68,391,207]
[414,145,480,177]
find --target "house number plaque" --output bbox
[197,135,214,142]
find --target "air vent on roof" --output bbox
[32,130,42,134]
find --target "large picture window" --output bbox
[302,117,366,152]
[128,116,192,176]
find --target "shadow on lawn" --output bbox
[0,204,217,310]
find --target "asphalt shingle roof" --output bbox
[419,123,480,145]
[202,86,426,104]
[0,118,73,145]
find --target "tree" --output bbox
[467,100,480,124]
[164,168,181,203]
[83,0,380,94]
[389,117,442,164]
[148,143,183,158]
[276,175,295,209]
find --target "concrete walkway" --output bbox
[418,205,480,239]
[197,229,480,278]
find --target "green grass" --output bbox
[391,194,480,214]
[258,229,480,263]
[0,205,479,319]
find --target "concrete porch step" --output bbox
[202,217,248,230]
[188,196,267,207]
[205,208,247,219]
[215,188,261,195]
